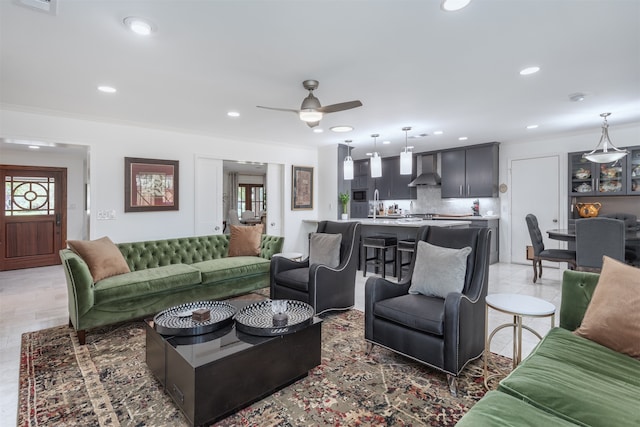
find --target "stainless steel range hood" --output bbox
[408,154,441,186]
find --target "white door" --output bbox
[511,155,561,265]
[194,156,224,235]
[266,163,284,236]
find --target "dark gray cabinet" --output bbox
[372,156,416,200]
[441,143,499,198]
[351,201,369,218]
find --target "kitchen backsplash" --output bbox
[371,186,499,216]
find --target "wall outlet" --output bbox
[97,210,116,220]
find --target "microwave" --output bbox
[352,190,367,202]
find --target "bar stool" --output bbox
[396,238,416,281]
[362,235,397,278]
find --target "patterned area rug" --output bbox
[19,292,510,426]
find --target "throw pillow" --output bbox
[67,236,131,282]
[409,241,472,298]
[228,224,263,257]
[574,256,640,359]
[309,233,342,268]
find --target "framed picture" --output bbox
[125,157,179,212]
[291,165,313,210]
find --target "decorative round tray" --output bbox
[153,301,236,336]
[234,300,314,336]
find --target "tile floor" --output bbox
[0,261,567,425]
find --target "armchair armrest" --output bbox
[560,269,599,331]
[365,277,411,338]
[60,249,95,328]
[443,291,486,373]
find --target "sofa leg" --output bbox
[77,330,86,345]
[447,374,458,397]
[68,318,73,328]
[366,342,375,356]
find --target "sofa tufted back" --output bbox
[117,234,284,271]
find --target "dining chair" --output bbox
[600,213,639,265]
[575,217,625,272]
[228,209,241,226]
[241,210,255,221]
[525,214,576,283]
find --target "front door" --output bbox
[1,165,67,270]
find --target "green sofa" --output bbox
[60,234,284,344]
[457,269,640,426]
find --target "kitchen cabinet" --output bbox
[569,151,627,196]
[627,146,640,194]
[440,143,498,198]
[352,160,369,189]
[372,156,417,200]
[350,201,369,218]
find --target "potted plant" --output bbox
[339,192,350,220]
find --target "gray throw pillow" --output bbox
[309,233,342,268]
[409,241,472,298]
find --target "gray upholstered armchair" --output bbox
[365,225,491,395]
[270,221,361,314]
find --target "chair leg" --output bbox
[538,260,543,279]
[532,259,538,283]
[447,374,458,397]
[366,342,375,356]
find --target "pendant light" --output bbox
[400,126,412,175]
[370,134,382,178]
[343,140,354,180]
[583,113,628,163]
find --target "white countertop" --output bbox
[303,219,472,228]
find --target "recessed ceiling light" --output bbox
[526,124,539,129]
[382,140,391,145]
[28,145,40,150]
[227,111,240,117]
[520,66,540,75]
[569,92,587,102]
[313,128,323,133]
[330,125,353,133]
[97,85,117,93]
[458,136,468,141]
[407,145,415,150]
[123,17,154,36]
[433,130,444,135]
[441,0,472,12]
[365,152,373,156]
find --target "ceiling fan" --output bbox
[257,80,362,128]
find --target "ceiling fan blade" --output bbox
[306,121,320,128]
[318,100,362,113]
[256,106,299,114]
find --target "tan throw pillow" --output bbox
[409,241,471,298]
[228,224,263,257]
[574,256,640,359]
[67,236,131,282]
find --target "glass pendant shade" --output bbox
[343,155,354,180]
[583,113,628,163]
[400,150,412,175]
[371,153,382,178]
[400,126,412,175]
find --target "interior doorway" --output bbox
[1,165,67,270]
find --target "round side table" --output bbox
[483,293,555,389]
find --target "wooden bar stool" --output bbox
[396,238,415,281]
[362,235,397,278]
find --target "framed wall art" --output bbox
[291,165,313,210]
[124,157,179,212]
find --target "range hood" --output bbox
[408,154,441,186]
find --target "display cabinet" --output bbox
[569,151,628,196]
[628,147,640,194]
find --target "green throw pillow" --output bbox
[409,241,471,298]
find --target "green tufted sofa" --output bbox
[457,269,640,426]
[60,234,283,344]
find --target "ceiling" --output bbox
[1,0,639,160]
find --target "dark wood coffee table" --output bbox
[145,301,322,427]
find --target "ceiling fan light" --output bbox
[441,0,471,12]
[582,113,629,163]
[299,110,323,122]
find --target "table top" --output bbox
[547,228,640,242]
[486,293,556,317]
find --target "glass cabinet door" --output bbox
[596,157,626,194]
[569,153,596,195]
[629,147,640,194]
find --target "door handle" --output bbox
[55,213,61,226]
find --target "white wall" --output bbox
[317,144,339,221]
[1,109,318,252]
[499,122,640,262]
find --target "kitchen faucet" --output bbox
[373,189,379,220]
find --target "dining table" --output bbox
[547,228,640,242]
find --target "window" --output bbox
[237,184,264,214]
